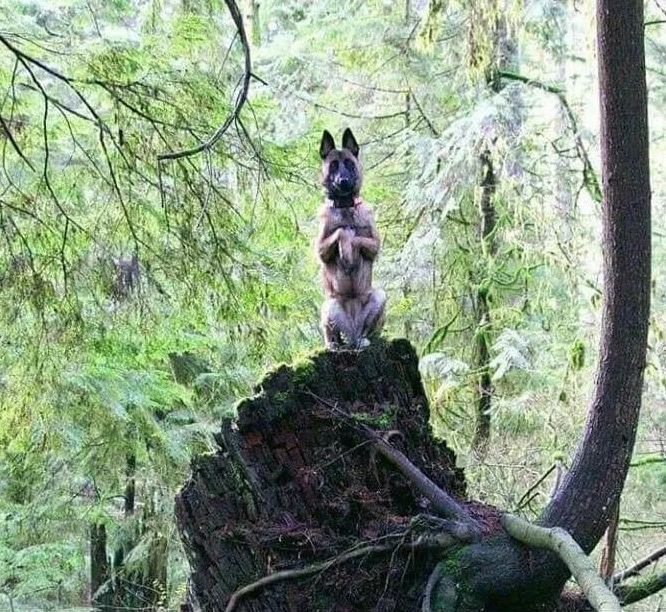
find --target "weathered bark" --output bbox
[175,339,492,611]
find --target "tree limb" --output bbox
[613,543,666,583]
[157,0,251,162]
[499,70,602,203]
[224,533,459,612]
[616,571,666,605]
[373,434,479,532]
[304,390,480,535]
[501,514,621,611]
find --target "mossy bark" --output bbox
[175,339,476,612]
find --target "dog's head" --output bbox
[319,129,362,205]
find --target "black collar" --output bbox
[328,195,360,209]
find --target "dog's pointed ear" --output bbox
[319,130,336,160]
[342,128,359,158]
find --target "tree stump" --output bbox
[175,338,470,611]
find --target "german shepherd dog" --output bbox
[315,128,386,349]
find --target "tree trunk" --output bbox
[90,523,109,604]
[176,339,480,611]
[435,0,651,607]
[472,149,496,451]
[539,0,651,544]
[469,3,521,450]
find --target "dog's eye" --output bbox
[343,159,355,172]
[330,160,339,172]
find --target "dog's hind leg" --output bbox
[321,298,355,349]
[357,289,386,347]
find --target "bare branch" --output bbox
[224,540,399,612]
[0,114,35,171]
[613,543,666,583]
[303,390,480,534]
[0,33,111,133]
[516,462,557,511]
[224,524,462,612]
[502,514,622,611]
[406,85,439,137]
[18,55,86,236]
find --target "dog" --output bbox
[315,128,386,349]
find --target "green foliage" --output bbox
[0,541,84,604]
[1,0,665,609]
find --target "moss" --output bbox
[291,356,317,386]
[272,390,290,407]
[443,556,460,574]
[351,404,397,428]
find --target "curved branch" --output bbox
[157,0,251,162]
[501,514,621,612]
[224,533,459,612]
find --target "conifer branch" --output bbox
[157,0,251,162]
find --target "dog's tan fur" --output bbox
[315,129,385,348]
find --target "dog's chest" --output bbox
[330,207,371,236]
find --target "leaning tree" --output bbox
[175,0,654,610]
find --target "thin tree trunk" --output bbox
[472,150,496,450]
[90,523,109,603]
[124,452,136,516]
[469,2,520,450]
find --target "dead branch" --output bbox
[223,541,396,612]
[157,0,251,162]
[224,524,463,612]
[613,542,666,583]
[501,514,621,612]
[516,462,557,511]
[371,433,479,535]
[303,390,480,535]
